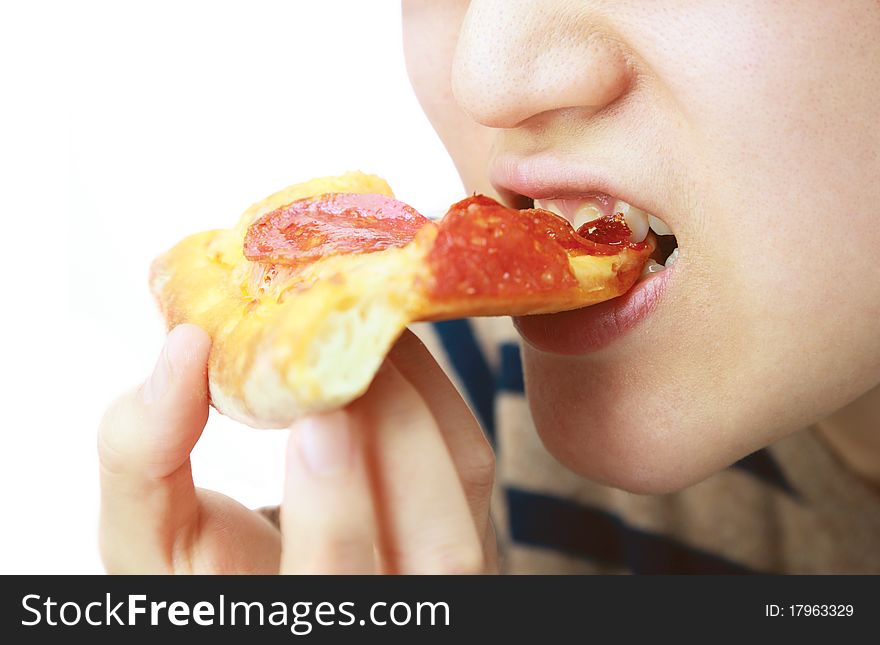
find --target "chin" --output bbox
[522,347,734,496]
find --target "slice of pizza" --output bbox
[150,171,654,428]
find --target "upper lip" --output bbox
[488,152,671,231]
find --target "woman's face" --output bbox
[402,0,880,492]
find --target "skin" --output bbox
[99,0,879,574]
[99,324,496,574]
[403,0,880,493]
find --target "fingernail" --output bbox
[143,326,189,404]
[296,411,352,477]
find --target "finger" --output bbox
[387,330,495,534]
[354,361,484,574]
[279,410,376,574]
[97,324,211,573]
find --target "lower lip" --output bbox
[514,266,674,355]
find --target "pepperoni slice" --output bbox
[576,212,633,247]
[244,193,430,266]
[426,195,646,300]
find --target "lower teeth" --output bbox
[641,259,665,277]
[640,245,680,279]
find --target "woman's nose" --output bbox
[451,0,632,129]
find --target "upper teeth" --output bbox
[613,200,650,243]
[535,200,566,219]
[533,197,673,242]
[648,214,672,236]
[572,204,602,232]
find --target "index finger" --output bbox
[387,329,496,529]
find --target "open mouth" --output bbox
[531,195,679,279]
[509,192,679,354]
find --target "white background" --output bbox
[0,1,461,573]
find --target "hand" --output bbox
[97,324,497,574]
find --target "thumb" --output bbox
[99,323,211,481]
[98,323,211,573]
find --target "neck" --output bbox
[815,384,880,489]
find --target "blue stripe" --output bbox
[431,319,496,442]
[507,487,757,574]
[497,342,525,393]
[730,449,798,498]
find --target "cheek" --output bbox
[614,4,880,479]
[698,74,880,437]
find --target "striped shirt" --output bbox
[415,317,880,574]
